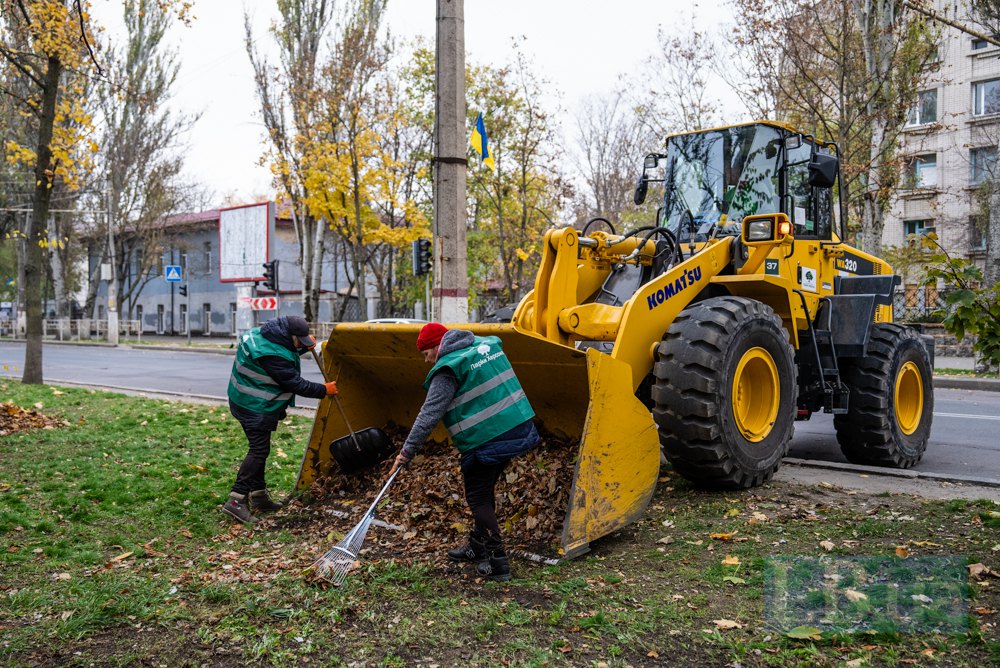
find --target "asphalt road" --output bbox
[2,341,998,483]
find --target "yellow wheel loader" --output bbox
[295,121,934,558]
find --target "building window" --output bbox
[906,89,937,126]
[904,219,934,245]
[971,146,998,184]
[973,37,999,51]
[907,154,938,188]
[970,215,987,250]
[157,304,165,334]
[229,302,237,335]
[203,241,213,274]
[974,78,1000,115]
[180,304,188,334]
[135,305,143,328]
[203,303,212,336]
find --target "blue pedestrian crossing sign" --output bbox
[165,265,182,282]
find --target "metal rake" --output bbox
[310,467,402,586]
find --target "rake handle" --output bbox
[309,346,363,451]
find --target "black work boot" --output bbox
[221,492,258,524]
[248,489,283,513]
[476,534,512,582]
[447,531,487,563]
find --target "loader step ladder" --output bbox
[809,303,850,414]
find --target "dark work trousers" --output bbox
[459,457,508,537]
[230,400,282,495]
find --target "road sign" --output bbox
[242,297,278,310]
[165,265,182,283]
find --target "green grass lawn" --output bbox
[1,382,999,667]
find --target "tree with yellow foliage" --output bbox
[1,0,98,383]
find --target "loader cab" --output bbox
[650,122,840,244]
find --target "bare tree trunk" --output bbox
[48,214,67,317]
[985,187,1000,288]
[308,217,326,321]
[23,55,62,384]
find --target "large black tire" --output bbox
[652,296,798,488]
[834,323,933,467]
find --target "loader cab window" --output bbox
[663,124,781,243]
[785,141,835,239]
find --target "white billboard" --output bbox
[219,202,272,282]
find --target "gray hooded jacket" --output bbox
[399,328,476,459]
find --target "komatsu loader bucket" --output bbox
[294,322,660,557]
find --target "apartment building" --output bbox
[884,3,998,267]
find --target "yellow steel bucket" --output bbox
[294,322,660,557]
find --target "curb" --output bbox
[933,376,1000,392]
[783,457,1000,489]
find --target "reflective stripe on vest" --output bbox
[227,327,300,413]
[446,387,528,437]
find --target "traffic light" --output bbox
[178,284,188,297]
[412,238,431,276]
[262,260,279,291]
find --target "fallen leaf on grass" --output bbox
[969,563,999,579]
[973,606,996,615]
[748,511,769,524]
[722,554,740,566]
[844,589,868,602]
[725,508,740,517]
[713,618,743,630]
[186,463,207,473]
[911,594,933,604]
[723,576,746,585]
[710,532,738,541]
[819,540,835,551]
[647,650,659,658]
[657,536,674,545]
[895,545,909,558]
[921,649,936,657]
[911,540,942,547]
[845,659,864,668]
[110,551,134,563]
[785,625,822,640]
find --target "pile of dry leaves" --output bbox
[290,430,579,560]
[0,402,67,437]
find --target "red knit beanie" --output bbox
[416,322,448,351]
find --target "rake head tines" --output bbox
[312,512,374,586]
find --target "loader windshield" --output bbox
[663,124,782,242]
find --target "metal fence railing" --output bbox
[0,319,141,342]
[893,287,950,324]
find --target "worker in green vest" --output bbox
[223,315,338,524]
[390,322,539,581]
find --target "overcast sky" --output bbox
[88,0,735,203]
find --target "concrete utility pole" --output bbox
[433,0,469,322]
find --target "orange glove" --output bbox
[324,381,338,396]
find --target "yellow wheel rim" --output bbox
[894,360,923,435]
[732,347,780,443]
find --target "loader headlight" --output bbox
[746,219,773,242]
[741,213,793,246]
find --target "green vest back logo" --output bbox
[477,343,490,355]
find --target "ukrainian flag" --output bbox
[470,112,495,171]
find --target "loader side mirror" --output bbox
[742,212,794,246]
[808,152,839,188]
[634,173,648,205]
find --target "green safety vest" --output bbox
[424,335,534,452]
[227,327,300,413]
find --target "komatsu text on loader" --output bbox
[296,121,935,558]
